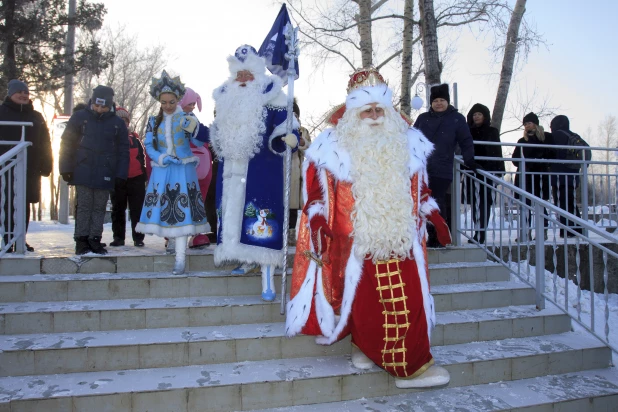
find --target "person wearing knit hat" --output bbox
[465,103,506,244]
[0,79,53,252]
[59,85,130,255]
[178,87,212,249]
[109,107,147,248]
[523,112,540,126]
[413,83,478,247]
[287,67,451,389]
[511,112,554,241]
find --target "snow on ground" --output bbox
[508,261,618,363]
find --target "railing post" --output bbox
[581,160,589,238]
[519,156,529,242]
[535,203,545,310]
[13,146,27,253]
[452,159,461,246]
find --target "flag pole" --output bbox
[280,22,299,315]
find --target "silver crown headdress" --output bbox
[149,70,186,100]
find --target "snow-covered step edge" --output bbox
[0,282,536,334]
[0,263,509,303]
[0,306,571,377]
[251,367,618,412]
[0,247,489,276]
[0,332,610,409]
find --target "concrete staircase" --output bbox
[0,247,617,411]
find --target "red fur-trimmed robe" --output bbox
[286,126,440,380]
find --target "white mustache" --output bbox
[361,117,385,126]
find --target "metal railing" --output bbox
[452,141,618,354]
[0,121,32,257]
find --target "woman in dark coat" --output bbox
[465,103,505,244]
[511,112,554,240]
[0,80,53,252]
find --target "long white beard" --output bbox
[211,80,267,161]
[337,108,416,262]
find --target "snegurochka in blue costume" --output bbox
[206,45,299,301]
[136,70,209,275]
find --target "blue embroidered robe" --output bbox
[210,83,299,267]
[136,107,209,238]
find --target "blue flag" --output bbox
[258,4,299,86]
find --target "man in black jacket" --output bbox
[413,84,477,247]
[550,115,583,237]
[59,86,130,255]
[0,79,53,252]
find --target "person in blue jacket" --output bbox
[135,70,209,275]
[59,85,130,255]
[413,84,478,247]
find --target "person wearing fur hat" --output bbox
[135,71,209,275]
[109,107,147,248]
[208,45,299,301]
[413,83,478,247]
[178,88,213,249]
[465,103,505,244]
[511,112,555,240]
[549,115,584,237]
[286,68,451,389]
[59,85,130,255]
[0,79,53,252]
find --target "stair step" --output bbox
[0,332,609,411]
[0,306,570,377]
[251,367,618,411]
[0,247,489,276]
[0,261,506,303]
[0,282,535,334]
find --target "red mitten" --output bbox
[309,215,333,254]
[427,210,452,246]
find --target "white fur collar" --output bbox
[305,127,434,182]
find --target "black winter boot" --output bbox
[88,236,108,255]
[75,236,91,255]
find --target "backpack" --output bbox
[563,131,592,169]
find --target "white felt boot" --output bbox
[172,236,187,275]
[395,365,450,389]
[351,345,374,370]
[261,264,276,301]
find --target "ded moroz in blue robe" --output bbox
[207,76,299,267]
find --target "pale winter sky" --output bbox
[99,0,618,146]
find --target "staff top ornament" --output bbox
[149,70,186,100]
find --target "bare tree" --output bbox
[596,115,618,180]
[490,0,525,131]
[499,84,558,137]
[418,0,441,84]
[76,25,169,136]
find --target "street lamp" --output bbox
[411,82,426,111]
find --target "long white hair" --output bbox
[211,75,274,161]
[337,106,416,262]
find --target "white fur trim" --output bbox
[407,127,434,176]
[268,117,300,155]
[411,233,435,340]
[157,154,168,167]
[314,264,336,336]
[420,197,439,218]
[315,244,364,345]
[136,222,210,238]
[227,52,267,78]
[306,202,326,220]
[214,240,283,267]
[346,84,393,110]
[285,259,317,337]
[180,156,200,165]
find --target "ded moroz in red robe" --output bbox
[286,126,441,380]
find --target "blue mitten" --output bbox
[163,156,181,165]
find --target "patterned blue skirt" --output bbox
[137,163,209,237]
